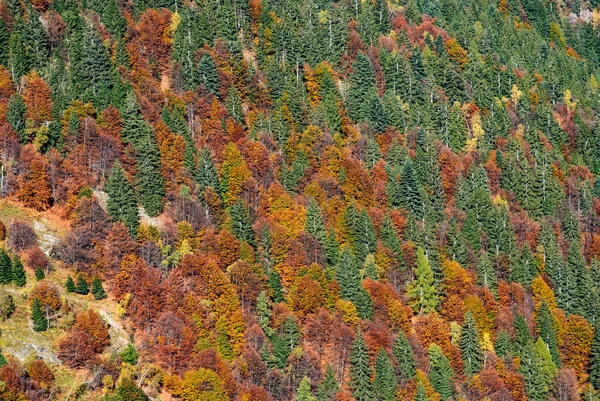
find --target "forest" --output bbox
[1,0,600,399]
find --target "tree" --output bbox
[336,246,374,319]
[0,250,12,285]
[428,344,454,400]
[408,247,439,314]
[199,53,220,96]
[105,162,139,237]
[180,368,228,401]
[34,267,44,280]
[393,331,416,380]
[0,291,15,321]
[349,329,374,401]
[135,133,165,217]
[121,343,138,365]
[12,256,26,287]
[7,93,26,143]
[374,348,397,401]
[229,199,255,247]
[91,277,107,300]
[31,298,47,332]
[460,312,483,376]
[536,301,560,367]
[65,276,75,293]
[116,378,148,401]
[316,365,339,401]
[297,376,317,401]
[399,160,423,219]
[590,324,600,390]
[75,274,89,295]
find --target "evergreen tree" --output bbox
[105,162,139,237]
[31,298,47,332]
[12,256,26,287]
[65,275,75,293]
[536,301,561,367]
[91,277,107,300]
[316,365,339,401]
[494,329,512,357]
[414,382,429,401]
[354,208,377,264]
[399,160,423,220]
[229,199,255,247]
[135,133,165,217]
[297,376,317,401]
[75,274,89,295]
[0,249,12,285]
[305,198,328,249]
[7,93,26,143]
[34,268,45,281]
[460,312,483,376]
[591,324,600,391]
[408,247,439,314]
[199,53,220,96]
[477,252,497,291]
[120,343,139,365]
[336,246,374,319]
[349,329,374,401]
[196,148,221,193]
[346,52,376,122]
[393,331,416,380]
[373,348,397,401]
[428,344,454,400]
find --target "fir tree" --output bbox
[31,298,47,332]
[65,275,75,293]
[105,162,139,237]
[12,256,26,287]
[0,249,12,285]
[591,324,600,391]
[408,247,439,314]
[305,198,328,249]
[336,246,374,319]
[34,268,45,281]
[373,348,397,401]
[399,160,423,220]
[7,93,26,143]
[536,301,561,367]
[428,344,454,400]
[121,343,139,365]
[393,331,416,380]
[135,133,165,217]
[495,329,512,357]
[91,277,107,300]
[460,312,483,376]
[349,329,374,401]
[229,199,255,247]
[297,376,317,401]
[196,148,221,193]
[414,382,429,401]
[477,252,497,291]
[75,274,89,295]
[316,365,339,401]
[199,53,220,96]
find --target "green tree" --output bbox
[297,376,317,401]
[408,247,439,314]
[428,344,454,400]
[349,329,374,401]
[305,198,328,250]
[536,301,560,367]
[196,148,220,193]
[116,378,148,401]
[336,247,374,319]
[12,256,26,287]
[31,298,47,332]
[373,348,397,401]
[477,252,497,291]
[393,331,416,380]
[91,277,107,300]
[121,343,138,365]
[199,53,220,96]
[399,160,423,220]
[460,312,483,376]
[105,162,139,237]
[414,381,429,401]
[316,365,339,401]
[135,133,165,217]
[591,324,600,391]
[229,199,255,247]
[7,93,26,143]
[0,249,12,284]
[494,329,512,357]
[34,268,45,281]
[75,274,89,295]
[346,52,376,122]
[65,275,75,293]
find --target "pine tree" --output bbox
[494,329,512,357]
[229,199,255,247]
[0,249,12,285]
[81,25,114,109]
[477,252,497,291]
[12,256,26,287]
[121,343,139,365]
[105,162,139,237]
[316,365,339,401]
[65,275,75,293]
[7,93,26,143]
[336,246,374,319]
[428,344,454,400]
[591,325,600,391]
[297,376,317,401]
[34,268,45,281]
[373,348,397,401]
[349,329,374,401]
[306,198,328,249]
[75,274,89,295]
[414,381,429,401]
[460,312,483,376]
[135,133,165,217]
[91,277,107,300]
[196,148,221,193]
[199,53,220,96]
[31,298,47,332]
[354,208,377,264]
[536,301,561,367]
[393,331,416,380]
[346,52,376,122]
[399,160,423,220]
[408,247,439,314]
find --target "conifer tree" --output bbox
[34,268,45,281]
[591,325,600,390]
[199,53,220,96]
[75,274,89,295]
[393,331,416,380]
[297,376,317,401]
[12,256,26,287]
[477,252,497,291]
[494,329,512,357]
[196,148,221,193]
[121,343,138,365]
[336,247,374,319]
[7,93,26,143]
[408,247,439,314]
[105,162,139,237]
[536,301,560,367]
[229,199,255,247]
[373,348,397,401]
[31,298,47,332]
[347,52,376,122]
[428,344,454,400]
[316,365,339,401]
[91,277,107,300]
[135,133,165,217]
[65,275,75,293]
[354,208,377,264]
[349,329,374,401]
[460,312,483,376]
[305,198,328,249]
[0,249,12,285]
[414,382,429,401]
[399,160,423,220]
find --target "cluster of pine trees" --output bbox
[3,0,600,399]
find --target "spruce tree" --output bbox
[196,148,221,193]
[7,93,26,143]
[34,268,45,281]
[135,133,165,217]
[199,53,220,96]
[105,162,139,237]
[346,52,377,122]
[229,199,255,247]
[91,277,107,300]
[399,160,423,220]
[408,247,439,314]
[297,376,317,401]
[354,208,377,264]
[494,329,512,357]
[591,325,600,391]
[477,252,497,291]
[120,343,138,365]
[349,329,374,401]
[0,249,12,285]
[536,301,561,367]
[393,331,416,380]
[336,247,374,319]
[428,344,454,400]
[373,348,397,401]
[31,298,47,332]
[75,274,89,295]
[65,275,75,293]
[316,365,339,401]
[12,256,26,287]
[414,382,429,401]
[460,312,483,376]
[305,198,328,249]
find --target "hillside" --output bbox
[2,0,600,400]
